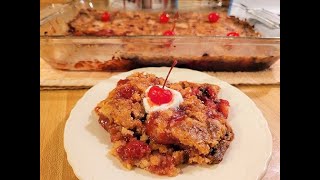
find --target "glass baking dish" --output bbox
[40,0,280,71]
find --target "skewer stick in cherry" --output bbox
[148,60,178,105]
[162,60,178,88]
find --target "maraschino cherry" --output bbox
[148,60,178,105]
[101,12,110,22]
[163,30,175,36]
[163,30,175,47]
[227,31,239,37]
[159,12,170,23]
[163,12,179,36]
[208,12,220,23]
[148,86,172,104]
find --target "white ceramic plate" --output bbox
[64,67,272,180]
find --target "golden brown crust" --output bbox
[68,8,259,37]
[94,72,234,176]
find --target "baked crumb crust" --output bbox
[68,8,259,37]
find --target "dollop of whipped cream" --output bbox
[143,85,183,113]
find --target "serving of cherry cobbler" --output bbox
[94,64,234,176]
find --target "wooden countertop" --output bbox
[40,85,280,180]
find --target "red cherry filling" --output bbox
[227,32,239,37]
[118,85,135,99]
[197,86,217,102]
[148,86,173,105]
[163,30,175,36]
[159,12,170,23]
[208,12,220,23]
[217,99,230,118]
[101,12,110,22]
[117,139,151,161]
[117,79,129,86]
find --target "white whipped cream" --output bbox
[143,85,183,113]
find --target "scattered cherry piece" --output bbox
[159,12,170,23]
[208,12,220,23]
[101,12,110,22]
[227,32,239,37]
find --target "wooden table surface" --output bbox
[40,85,280,180]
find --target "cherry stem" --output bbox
[171,12,179,32]
[162,60,178,89]
[171,22,176,32]
[174,12,180,19]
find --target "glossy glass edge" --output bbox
[40,35,280,41]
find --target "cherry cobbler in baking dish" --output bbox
[68,8,258,37]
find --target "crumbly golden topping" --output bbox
[68,8,259,37]
[94,72,234,176]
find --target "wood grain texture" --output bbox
[40,85,280,180]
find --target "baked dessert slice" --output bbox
[94,72,234,176]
